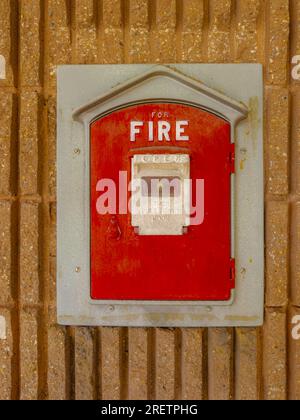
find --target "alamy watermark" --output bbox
[95,172,205,226]
[292,55,300,81]
[292,315,300,341]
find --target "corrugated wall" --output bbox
[0,0,299,400]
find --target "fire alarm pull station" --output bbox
[57,64,264,327]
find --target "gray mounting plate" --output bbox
[57,64,264,327]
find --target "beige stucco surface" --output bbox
[0,0,300,400]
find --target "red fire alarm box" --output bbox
[90,103,234,301]
[58,64,265,328]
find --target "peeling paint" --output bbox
[239,147,248,171]
[240,267,247,279]
[240,158,247,171]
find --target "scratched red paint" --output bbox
[90,103,234,300]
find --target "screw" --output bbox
[75,266,81,273]
[74,148,81,155]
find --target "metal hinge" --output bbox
[230,258,235,289]
[229,143,235,174]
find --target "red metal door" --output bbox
[90,103,234,301]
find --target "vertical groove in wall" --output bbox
[286,291,291,399]
[10,201,20,401]
[96,328,102,400]
[232,328,236,401]
[66,326,76,400]
[7,2,20,400]
[257,327,264,400]
[229,0,236,61]
[175,0,183,62]
[70,0,76,64]
[231,328,234,400]
[12,0,21,401]
[201,329,208,400]
[97,0,103,62]
[94,0,100,63]
[147,328,156,400]
[174,328,182,399]
[201,0,210,62]
[122,0,130,64]
[257,0,266,64]
[120,327,129,400]
[148,0,157,62]
[37,0,49,399]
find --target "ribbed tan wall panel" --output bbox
[208,0,232,62]
[128,328,148,400]
[74,0,98,64]
[235,328,261,400]
[0,0,299,400]
[235,0,262,62]
[181,328,206,400]
[128,0,150,63]
[102,0,124,64]
[263,310,287,400]
[101,327,123,400]
[152,0,177,62]
[155,328,176,399]
[180,0,204,62]
[208,328,233,400]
